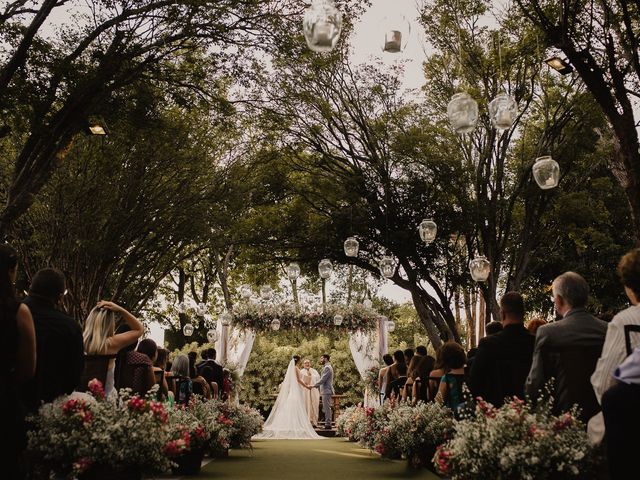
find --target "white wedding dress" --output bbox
[253,359,324,440]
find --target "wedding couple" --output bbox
[254,354,334,440]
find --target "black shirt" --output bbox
[22,296,84,412]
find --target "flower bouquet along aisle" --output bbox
[434,397,595,480]
[165,408,208,476]
[27,380,172,480]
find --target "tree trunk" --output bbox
[479,291,486,341]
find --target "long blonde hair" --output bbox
[83,307,116,354]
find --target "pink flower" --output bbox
[72,457,92,473]
[88,378,105,400]
[128,396,146,412]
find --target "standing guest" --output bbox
[22,268,84,413]
[300,359,320,427]
[170,354,192,405]
[435,342,467,412]
[377,354,393,403]
[82,301,144,396]
[187,351,198,377]
[0,245,36,479]
[588,248,640,442]
[119,338,157,396]
[526,317,547,335]
[467,321,504,373]
[526,272,607,422]
[468,292,535,407]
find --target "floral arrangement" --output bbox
[434,397,594,479]
[375,401,453,468]
[232,302,378,332]
[27,380,173,478]
[165,407,208,458]
[336,405,368,442]
[360,366,380,394]
[221,402,264,448]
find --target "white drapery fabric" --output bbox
[215,321,256,376]
[349,330,381,407]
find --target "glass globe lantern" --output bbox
[303,0,343,53]
[333,314,344,326]
[447,92,479,134]
[286,262,301,281]
[182,323,194,337]
[271,318,281,331]
[318,259,333,279]
[176,302,186,314]
[259,285,273,301]
[379,13,411,53]
[419,219,437,244]
[387,320,396,333]
[196,302,206,316]
[240,284,252,300]
[206,329,218,343]
[363,299,373,309]
[469,256,491,282]
[532,155,560,190]
[379,255,396,279]
[343,237,359,257]
[488,93,518,131]
[220,310,233,327]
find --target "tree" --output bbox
[516,0,640,240]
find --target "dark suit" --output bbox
[468,323,535,407]
[526,308,607,421]
[196,359,223,389]
[22,296,84,412]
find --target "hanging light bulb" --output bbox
[240,284,252,299]
[182,323,194,337]
[488,93,518,131]
[271,318,281,331]
[318,259,333,279]
[259,285,273,301]
[220,310,233,327]
[333,314,344,326]
[532,155,560,190]
[176,302,186,314]
[286,262,301,281]
[387,320,396,333]
[206,329,218,343]
[418,219,437,244]
[469,256,491,282]
[379,13,411,53]
[303,0,343,53]
[363,299,373,309]
[343,237,359,257]
[447,92,479,134]
[379,256,396,279]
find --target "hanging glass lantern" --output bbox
[379,255,396,279]
[206,329,218,343]
[303,0,343,53]
[447,92,479,134]
[488,92,517,131]
[318,259,333,279]
[333,314,344,326]
[418,219,437,244]
[240,284,252,299]
[379,13,411,53]
[343,237,359,257]
[220,310,233,327]
[271,318,281,331]
[182,323,194,337]
[363,299,373,309]
[196,302,206,316]
[387,320,396,333]
[532,155,560,190]
[469,256,491,282]
[176,302,186,314]
[259,285,273,301]
[286,262,301,281]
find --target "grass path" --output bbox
[196,438,440,480]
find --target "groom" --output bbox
[310,354,334,430]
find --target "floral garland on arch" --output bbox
[231,302,378,333]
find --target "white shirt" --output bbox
[591,304,640,403]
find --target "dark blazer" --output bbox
[468,323,535,407]
[196,359,223,388]
[22,296,84,412]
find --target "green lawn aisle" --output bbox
[197,438,441,480]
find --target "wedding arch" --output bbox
[213,302,389,407]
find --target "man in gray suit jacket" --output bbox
[526,272,607,421]
[312,354,334,429]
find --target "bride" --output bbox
[253,355,324,440]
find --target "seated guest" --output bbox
[404,348,414,365]
[153,348,171,401]
[119,339,157,396]
[485,321,503,336]
[526,316,547,335]
[407,345,435,402]
[526,272,607,422]
[170,354,193,405]
[589,248,640,442]
[22,268,84,413]
[377,354,393,403]
[188,351,211,399]
[468,292,535,407]
[429,346,446,401]
[82,301,143,396]
[383,350,406,398]
[385,362,408,400]
[435,342,466,412]
[196,347,223,398]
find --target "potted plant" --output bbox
[165,407,208,475]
